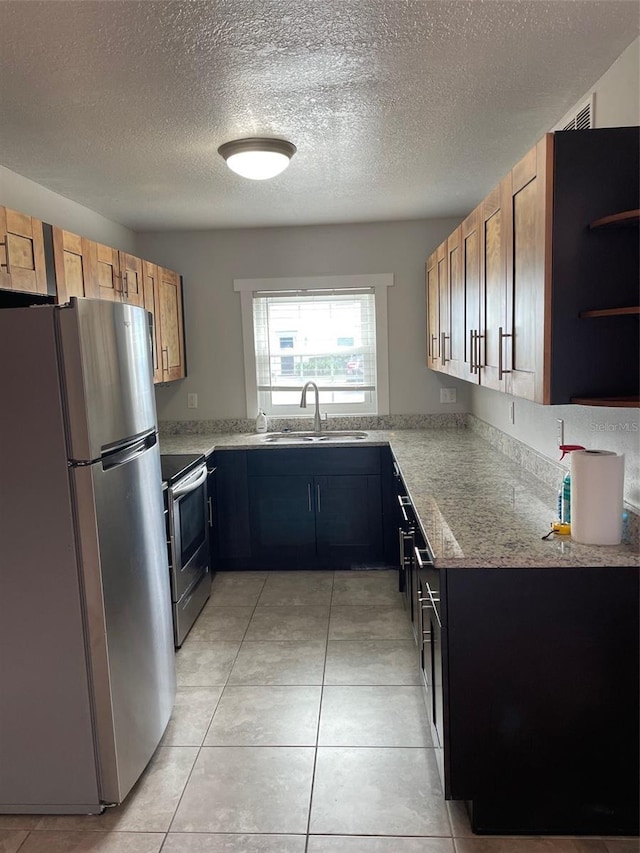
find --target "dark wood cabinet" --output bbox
[248,474,317,560]
[211,449,251,569]
[442,566,639,836]
[214,446,390,570]
[247,448,385,569]
[314,474,382,563]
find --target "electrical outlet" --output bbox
[556,418,564,448]
[509,401,515,424]
[187,393,198,409]
[440,388,457,404]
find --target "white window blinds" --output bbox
[252,288,378,414]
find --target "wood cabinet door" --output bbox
[436,241,449,374]
[120,252,144,308]
[0,207,48,294]
[94,242,122,301]
[248,475,317,560]
[446,226,463,378]
[461,207,481,383]
[142,260,163,384]
[479,180,509,392]
[315,474,383,565]
[158,266,186,381]
[52,227,98,302]
[506,135,553,403]
[426,252,439,369]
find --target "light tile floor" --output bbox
[1,570,637,853]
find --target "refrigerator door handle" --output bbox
[101,433,156,471]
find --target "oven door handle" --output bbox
[171,466,208,497]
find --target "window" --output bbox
[235,274,392,417]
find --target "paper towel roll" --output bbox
[570,450,625,545]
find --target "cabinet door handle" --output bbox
[498,326,512,380]
[161,346,169,374]
[316,483,321,513]
[430,334,438,360]
[307,483,312,512]
[469,330,476,373]
[123,270,129,297]
[0,235,11,274]
[441,331,449,365]
[475,331,484,373]
[207,496,213,527]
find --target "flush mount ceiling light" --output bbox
[217,137,297,180]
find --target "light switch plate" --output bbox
[440,388,457,403]
[187,393,198,409]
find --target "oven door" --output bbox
[168,464,209,604]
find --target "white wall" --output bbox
[136,219,468,421]
[561,37,639,130]
[0,165,136,252]
[470,37,640,509]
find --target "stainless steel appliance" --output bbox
[161,454,212,646]
[0,298,176,814]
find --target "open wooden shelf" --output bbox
[589,209,640,230]
[570,396,640,407]
[579,306,640,318]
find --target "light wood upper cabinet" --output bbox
[0,207,188,385]
[142,260,163,384]
[0,207,48,295]
[52,227,98,301]
[436,241,449,372]
[506,135,552,403]
[426,251,439,369]
[120,252,145,308]
[157,266,185,382]
[461,207,481,384]
[426,127,638,405]
[94,242,122,301]
[445,226,463,378]
[479,178,509,393]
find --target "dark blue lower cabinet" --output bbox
[443,567,639,836]
[248,472,384,569]
[315,474,383,565]
[248,474,317,561]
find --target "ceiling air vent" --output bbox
[560,97,593,131]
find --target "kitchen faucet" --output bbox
[300,381,322,432]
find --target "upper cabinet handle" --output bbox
[441,331,449,365]
[475,331,484,373]
[498,326,513,380]
[0,236,11,274]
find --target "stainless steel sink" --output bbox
[261,430,368,443]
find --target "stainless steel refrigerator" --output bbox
[0,298,176,814]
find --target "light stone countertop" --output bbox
[159,428,639,569]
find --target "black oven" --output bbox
[161,454,211,647]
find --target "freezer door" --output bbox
[71,435,176,804]
[58,298,157,461]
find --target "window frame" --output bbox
[234,274,393,419]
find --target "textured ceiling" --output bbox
[0,0,637,231]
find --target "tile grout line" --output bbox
[304,570,335,853]
[164,573,269,838]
